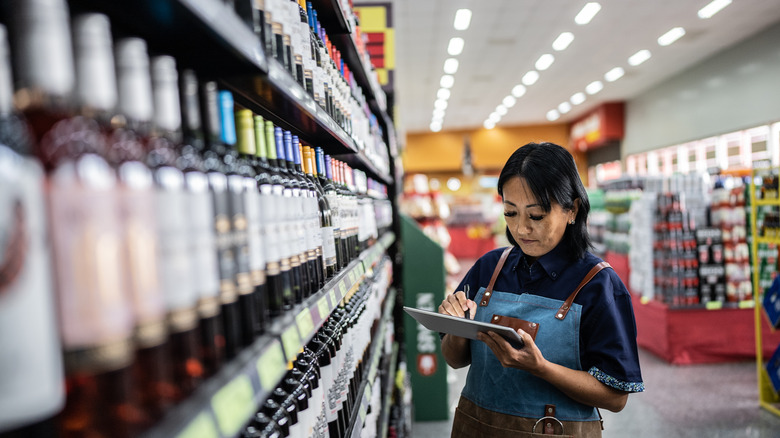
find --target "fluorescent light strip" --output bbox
[575,2,601,25]
[658,27,686,46]
[586,80,604,94]
[558,102,572,114]
[535,53,555,71]
[489,112,500,123]
[512,84,527,97]
[433,108,445,118]
[628,49,651,66]
[430,122,442,132]
[437,88,450,100]
[698,0,731,19]
[522,70,540,86]
[570,92,586,105]
[483,120,496,129]
[605,67,624,82]
[503,95,516,108]
[443,58,459,74]
[454,9,472,30]
[434,99,448,110]
[447,37,464,55]
[440,75,455,88]
[552,32,574,51]
[496,105,508,116]
[547,109,561,121]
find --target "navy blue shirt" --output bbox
[452,242,645,392]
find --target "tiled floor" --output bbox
[411,348,780,437]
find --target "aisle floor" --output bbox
[411,348,780,437]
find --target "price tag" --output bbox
[738,300,754,309]
[176,412,219,438]
[349,269,357,284]
[317,296,331,321]
[296,308,315,340]
[339,280,347,299]
[330,288,338,306]
[705,301,723,310]
[257,340,286,391]
[211,375,255,437]
[281,325,302,362]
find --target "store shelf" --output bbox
[378,343,399,438]
[142,232,395,438]
[309,0,353,34]
[345,287,396,438]
[69,0,393,181]
[336,151,392,185]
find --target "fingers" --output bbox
[438,291,475,318]
[466,300,476,320]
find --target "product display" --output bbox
[0,0,402,436]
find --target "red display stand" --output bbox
[448,225,497,259]
[630,294,780,365]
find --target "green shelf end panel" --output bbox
[399,214,449,422]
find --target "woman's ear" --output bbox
[571,198,581,220]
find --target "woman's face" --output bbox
[502,176,578,261]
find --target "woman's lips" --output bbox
[520,239,535,244]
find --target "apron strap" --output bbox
[554,261,611,320]
[479,247,513,307]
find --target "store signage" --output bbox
[570,102,625,152]
[354,3,395,91]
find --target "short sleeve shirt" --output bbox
[451,242,645,393]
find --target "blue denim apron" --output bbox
[461,249,603,422]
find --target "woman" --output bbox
[439,142,643,437]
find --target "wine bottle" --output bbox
[178,69,224,377]
[200,82,242,359]
[235,108,269,335]
[110,32,173,426]
[292,135,320,295]
[303,145,336,282]
[9,1,139,435]
[264,120,294,311]
[321,153,344,270]
[274,127,305,305]
[0,22,64,437]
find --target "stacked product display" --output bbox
[0,0,403,437]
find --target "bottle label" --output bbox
[321,226,337,264]
[49,156,134,349]
[243,179,265,278]
[0,147,65,427]
[209,172,237,287]
[185,171,220,300]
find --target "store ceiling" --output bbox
[386,0,780,135]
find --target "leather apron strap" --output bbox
[554,262,611,320]
[479,247,513,307]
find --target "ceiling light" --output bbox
[552,32,575,51]
[575,2,601,25]
[558,102,572,114]
[447,37,464,55]
[489,112,500,123]
[658,27,686,46]
[437,88,451,100]
[628,49,652,66]
[535,54,555,71]
[496,105,508,116]
[433,108,445,118]
[430,122,442,132]
[570,92,586,105]
[434,99,448,110]
[454,9,472,30]
[546,109,560,121]
[512,84,527,97]
[522,70,539,86]
[443,58,459,74]
[432,116,443,125]
[604,67,625,82]
[483,120,496,129]
[698,0,731,19]
[502,95,517,108]
[440,74,455,88]
[585,80,603,94]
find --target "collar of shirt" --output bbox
[515,239,571,284]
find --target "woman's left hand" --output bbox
[476,329,548,374]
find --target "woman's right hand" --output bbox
[438,290,476,320]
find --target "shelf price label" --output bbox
[176,412,219,438]
[339,280,347,300]
[281,325,302,362]
[330,288,338,307]
[211,375,255,437]
[738,300,754,309]
[317,296,331,321]
[257,340,286,392]
[296,308,315,340]
[705,301,723,310]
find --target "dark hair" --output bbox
[497,142,591,260]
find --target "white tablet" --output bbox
[404,306,525,348]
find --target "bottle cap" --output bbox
[115,38,153,124]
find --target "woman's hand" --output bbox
[477,328,546,373]
[438,290,476,320]
[439,289,476,369]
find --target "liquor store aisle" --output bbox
[412,348,780,438]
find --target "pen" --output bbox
[464,284,470,319]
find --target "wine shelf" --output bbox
[68,0,394,184]
[142,232,395,438]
